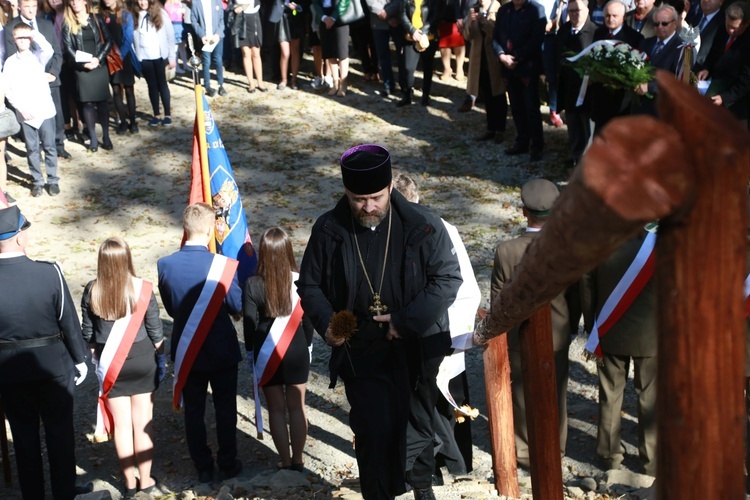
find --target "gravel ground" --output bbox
[1,52,663,499]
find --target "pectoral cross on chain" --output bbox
[368,293,388,315]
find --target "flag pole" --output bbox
[188,35,216,253]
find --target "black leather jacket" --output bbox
[62,13,112,70]
[400,0,442,37]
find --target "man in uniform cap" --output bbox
[298,145,462,500]
[0,205,90,499]
[490,178,579,467]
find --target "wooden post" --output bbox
[0,401,11,486]
[655,73,750,499]
[519,305,563,500]
[483,334,520,498]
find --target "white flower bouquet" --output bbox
[566,40,654,97]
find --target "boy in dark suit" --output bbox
[157,202,243,483]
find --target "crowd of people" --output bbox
[0,0,747,202]
[0,141,686,500]
[0,0,749,498]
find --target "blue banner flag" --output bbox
[190,94,257,283]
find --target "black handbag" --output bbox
[338,0,365,25]
[0,109,20,139]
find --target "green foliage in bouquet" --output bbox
[566,41,655,98]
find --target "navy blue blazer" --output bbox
[629,34,683,116]
[0,256,88,384]
[492,0,546,78]
[158,245,243,371]
[191,0,226,40]
[693,11,727,68]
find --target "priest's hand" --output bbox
[324,328,345,347]
[373,314,401,340]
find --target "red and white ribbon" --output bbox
[94,279,152,441]
[172,255,238,409]
[251,272,303,436]
[585,231,656,358]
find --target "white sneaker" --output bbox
[323,76,333,88]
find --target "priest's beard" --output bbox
[354,200,390,228]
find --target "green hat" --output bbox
[521,179,559,216]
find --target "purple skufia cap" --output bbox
[340,144,392,195]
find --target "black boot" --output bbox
[396,88,412,107]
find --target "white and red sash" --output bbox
[172,254,238,409]
[585,231,656,358]
[251,272,304,436]
[94,278,153,442]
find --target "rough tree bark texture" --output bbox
[483,334,520,498]
[655,72,750,499]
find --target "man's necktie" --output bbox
[725,36,735,53]
[698,15,707,31]
[653,40,664,56]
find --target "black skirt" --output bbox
[256,324,311,387]
[275,9,305,42]
[110,52,135,86]
[106,338,158,398]
[237,11,263,48]
[320,23,349,59]
[76,64,112,102]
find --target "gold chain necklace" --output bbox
[352,206,392,316]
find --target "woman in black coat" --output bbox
[62,0,112,152]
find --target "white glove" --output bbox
[74,362,88,386]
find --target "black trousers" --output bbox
[341,359,410,500]
[403,39,438,97]
[565,107,592,162]
[506,73,544,150]
[478,51,507,133]
[405,332,450,489]
[182,366,238,473]
[141,58,171,117]
[0,371,77,500]
[50,86,65,151]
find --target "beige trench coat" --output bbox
[462,0,506,97]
